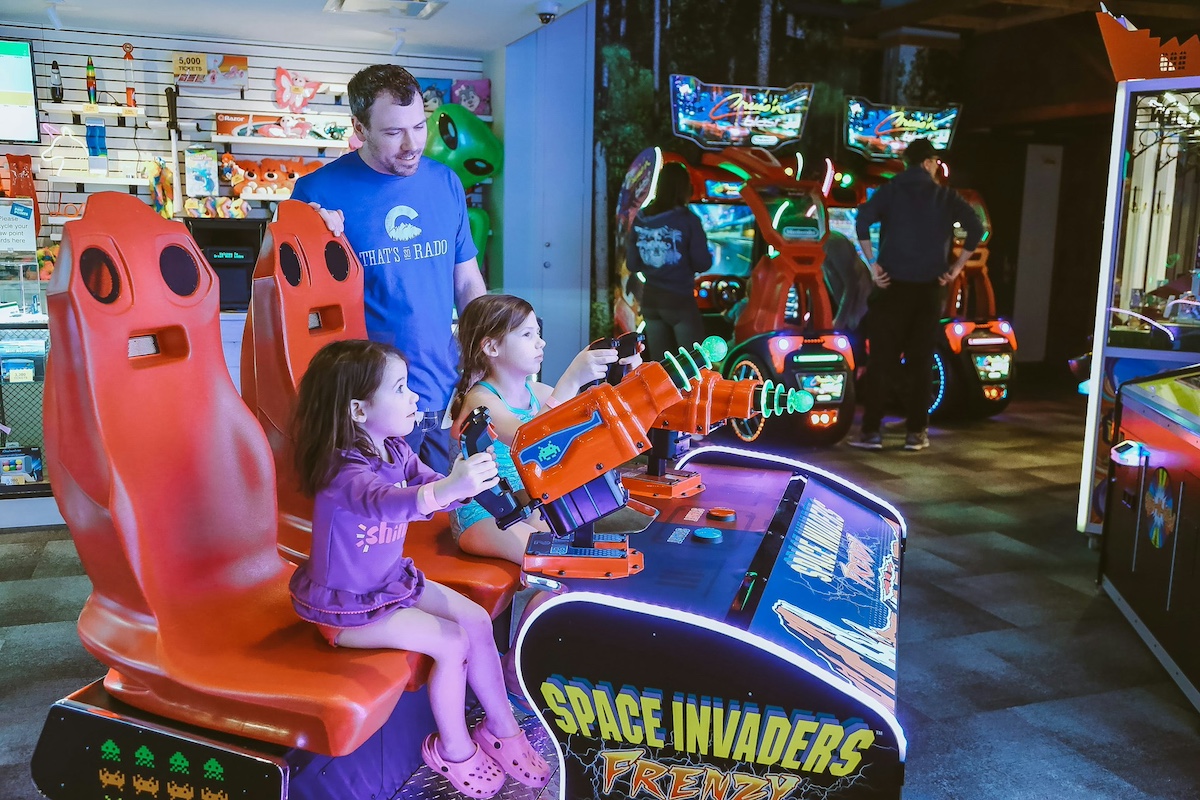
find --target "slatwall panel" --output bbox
[0,22,485,242]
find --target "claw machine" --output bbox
[1079,11,1200,536]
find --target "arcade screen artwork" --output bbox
[671,74,812,151]
[799,372,847,403]
[845,97,959,161]
[705,179,744,199]
[974,353,1012,381]
[689,203,755,277]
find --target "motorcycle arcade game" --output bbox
[615,75,856,447]
[825,96,1017,421]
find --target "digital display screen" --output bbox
[0,40,40,144]
[826,207,878,265]
[671,74,812,150]
[798,372,846,403]
[973,353,1011,381]
[705,179,744,199]
[689,203,755,277]
[845,96,959,161]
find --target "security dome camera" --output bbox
[536,0,560,23]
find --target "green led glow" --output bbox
[677,346,702,377]
[664,350,691,391]
[791,353,842,363]
[719,162,751,180]
[698,336,728,364]
[758,380,813,417]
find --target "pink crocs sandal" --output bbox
[471,720,552,788]
[421,733,506,798]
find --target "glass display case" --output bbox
[1081,75,1200,534]
[0,320,50,498]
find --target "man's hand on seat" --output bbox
[307,203,345,237]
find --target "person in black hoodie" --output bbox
[851,138,983,452]
[626,162,713,360]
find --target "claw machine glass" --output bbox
[1080,69,1200,535]
[0,196,51,499]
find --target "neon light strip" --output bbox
[514,592,908,766]
[772,199,791,230]
[966,337,1008,347]
[1109,307,1176,342]
[678,346,702,376]
[677,444,908,542]
[822,157,834,196]
[664,350,690,391]
[1165,298,1200,315]
[791,353,842,363]
[640,147,665,210]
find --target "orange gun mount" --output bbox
[511,337,726,579]
[625,369,815,500]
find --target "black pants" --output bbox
[641,285,704,361]
[861,280,943,434]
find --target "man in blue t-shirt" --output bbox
[294,64,486,472]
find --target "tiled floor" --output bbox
[3,391,1199,799]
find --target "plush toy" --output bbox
[36,245,59,281]
[423,103,504,260]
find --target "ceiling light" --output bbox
[324,0,447,20]
[45,1,63,30]
[389,27,406,56]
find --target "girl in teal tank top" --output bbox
[449,295,641,564]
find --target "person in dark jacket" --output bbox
[626,162,713,360]
[851,138,983,451]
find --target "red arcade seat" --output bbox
[43,192,427,757]
[240,200,520,616]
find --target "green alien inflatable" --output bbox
[423,103,504,263]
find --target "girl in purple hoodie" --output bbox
[289,339,551,797]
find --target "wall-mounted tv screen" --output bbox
[0,40,40,144]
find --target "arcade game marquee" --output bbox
[31,193,909,799]
[1078,10,1200,537]
[616,76,858,446]
[825,97,1017,420]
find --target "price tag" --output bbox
[81,103,99,113]
[120,107,138,116]
[172,52,207,77]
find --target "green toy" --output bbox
[423,103,504,264]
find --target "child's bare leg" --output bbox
[458,517,535,565]
[418,580,521,739]
[335,604,474,761]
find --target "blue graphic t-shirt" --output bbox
[292,152,477,411]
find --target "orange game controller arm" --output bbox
[511,360,684,505]
[652,369,814,435]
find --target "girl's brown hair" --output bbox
[292,339,406,496]
[451,294,536,418]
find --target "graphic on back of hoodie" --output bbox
[633,224,684,268]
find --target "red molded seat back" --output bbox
[240,201,522,614]
[43,193,419,756]
[241,200,366,562]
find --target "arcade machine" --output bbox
[826,97,1017,420]
[30,192,906,800]
[462,336,909,799]
[1102,365,1200,713]
[616,75,856,446]
[1078,10,1200,537]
